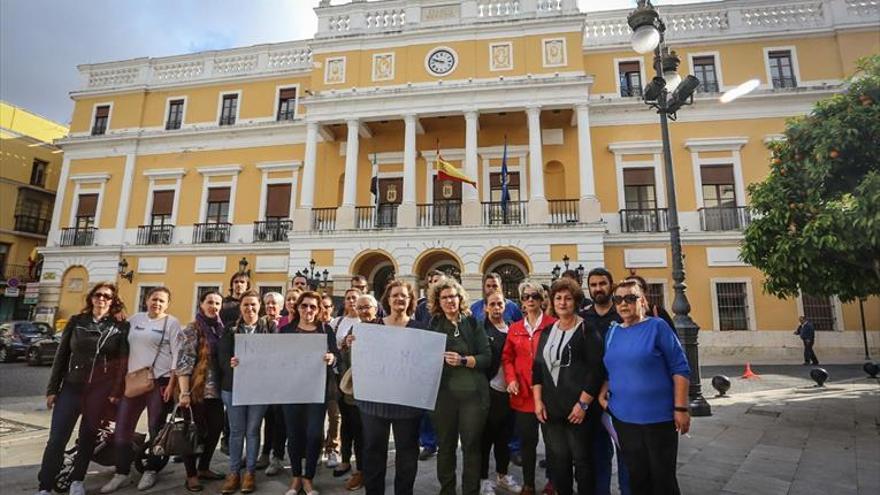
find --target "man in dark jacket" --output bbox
[795,316,819,365]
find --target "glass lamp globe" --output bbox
[631,25,660,54]
[664,71,682,93]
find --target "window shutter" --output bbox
[77,194,98,216]
[95,106,110,118]
[265,183,292,218]
[700,165,735,185]
[623,168,655,186]
[693,56,715,67]
[279,88,297,100]
[619,61,640,74]
[207,187,230,202]
[152,190,175,216]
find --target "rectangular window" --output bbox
[618,61,642,97]
[489,172,521,202]
[646,283,666,311]
[30,159,48,187]
[219,94,238,126]
[151,190,174,225]
[166,99,184,130]
[277,88,297,121]
[716,282,749,330]
[692,56,719,93]
[265,183,292,219]
[768,50,797,88]
[92,105,110,135]
[195,285,222,312]
[802,294,836,331]
[623,168,656,210]
[206,187,231,223]
[75,193,98,228]
[138,286,159,313]
[259,286,284,299]
[700,165,736,208]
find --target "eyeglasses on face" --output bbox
[612,294,640,305]
[92,292,114,300]
[487,301,505,308]
[521,293,542,301]
[356,305,374,311]
[299,303,318,310]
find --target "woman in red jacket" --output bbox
[501,280,556,495]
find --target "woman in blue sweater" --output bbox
[599,280,690,495]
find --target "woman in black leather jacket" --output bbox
[37,282,129,495]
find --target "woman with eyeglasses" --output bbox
[37,282,129,495]
[428,278,491,495]
[501,280,556,495]
[279,291,339,495]
[533,278,605,495]
[599,281,689,495]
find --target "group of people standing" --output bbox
[35,265,691,495]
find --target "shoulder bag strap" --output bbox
[150,316,169,370]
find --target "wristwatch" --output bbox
[578,400,589,411]
[674,406,689,413]
[459,356,468,367]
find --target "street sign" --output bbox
[7,277,20,289]
[4,287,20,297]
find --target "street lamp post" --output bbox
[296,259,332,291]
[628,0,711,416]
[550,254,585,283]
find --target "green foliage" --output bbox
[741,55,880,302]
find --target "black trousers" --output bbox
[261,405,287,459]
[803,339,819,364]
[361,412,421,495]
[183,398,225,477]
[339,400,364,470]
[515,411,552,488]
[612,417,680,495]
[543,418,594,495]
[480,389,513,479]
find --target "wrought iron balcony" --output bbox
[60,227,96,246]
[619,208,669,233]
[482,201,527,226]
[417,200,461,227]
[548,199,579,224]
[312,208,337,231]
[253,219,292,242]
[192,222,231,243]
[699,206,751,231]
[136,224,174,245]
[355,205,398,229]
[14,215,51,236]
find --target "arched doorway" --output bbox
[371,265,396,301]
[491,263,526,301]
[349,250,398,297]
[59,266,89,320]
[481,247,533,302]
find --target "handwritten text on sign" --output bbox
[232,333,327,406]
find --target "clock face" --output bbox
[427,48,456,76]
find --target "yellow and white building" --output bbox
[39,0,879,359]
[1,101,67,320]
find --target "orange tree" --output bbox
[741,55,880,302]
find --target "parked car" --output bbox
[26,327,61,366]
[0,321,54,363]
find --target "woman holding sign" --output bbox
[428,278,491,495]
[279,291,339,495]
[218,290,275,494]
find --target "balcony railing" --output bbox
[482,201,527,226]
[772,77,797,89]
[60,227,96,247]
[355,204,398,229]
[253,219,292,242]
[137,224,174,245]
[312,208,337,231]
[619,208,669,233]
[14,215,51,235]
[699,206,752,231]
[192,222,231,243]
[418,200,461,227]
[549,200,579,224]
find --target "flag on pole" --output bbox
[501,135,510,221]
[435,140,477,188]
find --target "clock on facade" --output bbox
[426,47,457,76]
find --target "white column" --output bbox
[113,152,137,244]
[337,119,360,229]
[293,122,319,231]
[48,156,71,246]
[462,110,480,225]
[526,106,549,223]
[575,104,601,222]
[400,114,418,227]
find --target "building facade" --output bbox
[0,102,67,320]
[39,0,879,358]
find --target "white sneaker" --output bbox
[70,481,86,495]
[496,473,523,493]
[137,470,157,490]
[265,457,284,476]
[100,474,129,493]
[481,478,497,495]
[325,451,340,468]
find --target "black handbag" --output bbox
[152,404,203,457]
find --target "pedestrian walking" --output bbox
[795,316,819,365]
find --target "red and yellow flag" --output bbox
[435,142,477,188]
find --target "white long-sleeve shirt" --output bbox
[126,312,182,378]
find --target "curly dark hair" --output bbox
[548,278,584,318]
[380,278,417,316]
[81,281,126,319]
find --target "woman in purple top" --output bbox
[599,280,690,495]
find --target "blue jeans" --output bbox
[220,391,268,474]
[282,403,326,479]
[593,425,630,495]
[419,412,436,450]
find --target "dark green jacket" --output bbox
[429,314,491,407]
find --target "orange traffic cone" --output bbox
[740,362,760,379]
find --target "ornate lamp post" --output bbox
[295,259,332,291]
[550,254,585,283]
[627,0,710,416]
[237,257,250,276]
[117,259,134,283]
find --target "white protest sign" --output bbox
[232,333,328,406]
[351,323,446,410]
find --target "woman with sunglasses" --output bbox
[501,280,556,495]
[279,291,339,495]
[532,278,605,495]
[428,278,491,495]
[599,281,689,495]
[38,282,129,495]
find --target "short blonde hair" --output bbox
[518,279,546,301]
[429,278,471,318]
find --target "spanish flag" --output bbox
[436,143,477,188]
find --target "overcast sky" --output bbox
[0,0,702,125]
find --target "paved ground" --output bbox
[1,362,878,494]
